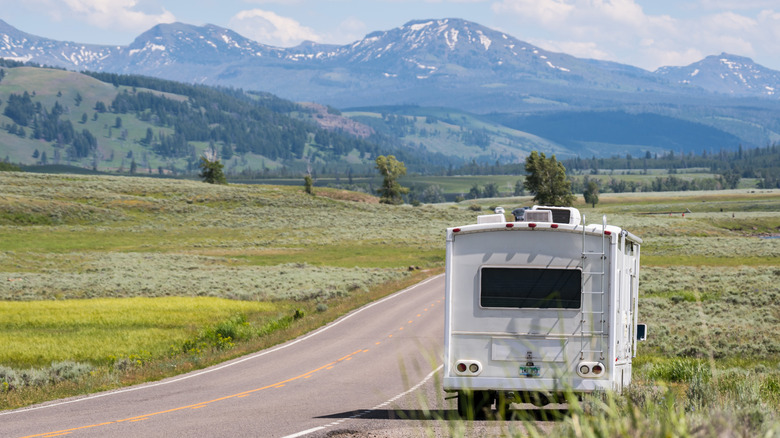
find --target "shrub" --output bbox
[646,358,711,383]
[19,368,49,387]
[49,361,93,383]
[0,366,21,391]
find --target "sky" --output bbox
[1,0,779,71]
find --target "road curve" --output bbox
[1,275,446,438]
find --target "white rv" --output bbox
[444,206,645,417]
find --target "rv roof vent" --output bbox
[530,206,581,225]
[523,210,553,223]
[477,214,507,224]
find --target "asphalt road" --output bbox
[1,275,458,438]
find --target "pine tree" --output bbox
[583,179,600,207]
[524,151,575,206]
[304,175,314,195]
[199,156,226,184]
[375,155,409,205]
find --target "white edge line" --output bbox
[1,274,443,417]
[280,364,444,438]
[281,426,326,438]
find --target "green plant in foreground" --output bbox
[504,381,780,438]
[0,361,94,391]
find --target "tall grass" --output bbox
[0,297,276,367]
[2,171,780,429]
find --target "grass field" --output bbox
[2,171,780,435]
[0,171,474,407]
[0,297,276,367]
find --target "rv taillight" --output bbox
[528,223,537,228]
[506,223,514,228]
[592,364,603,374]
[456,363,467,373]
[551,224,559,229]
[579,365,590,374]
[469,363,480,373]
[453,228,461,233]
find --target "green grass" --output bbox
[0,297,276,368]
[0,171,471,407]
[2,170,780,431]
[642,255,780,266]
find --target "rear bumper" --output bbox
[443,376,612,393]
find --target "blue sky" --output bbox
[1,0,778,71]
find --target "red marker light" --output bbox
[453,228,461,233]
[604,230,612,235]
[457,363,467,373]
[551,224,559,228]
[592,364,603,374]
[506,223,514,228]
[528,223,537,228]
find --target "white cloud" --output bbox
[242,0,303,4]
[698,0,779,9]
[228,9,320,47]
[58,0,175,31]
[537,40,611,60]
[324,16,369,44]
[490,0,779,69]
[491,0,575,26]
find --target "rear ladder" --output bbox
[579,215,608,360]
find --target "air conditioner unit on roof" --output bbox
[523,210,553,222]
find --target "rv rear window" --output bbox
[480,268,581,309]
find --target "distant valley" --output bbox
[1,18,780,173]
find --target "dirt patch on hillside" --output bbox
[300,102,374,138]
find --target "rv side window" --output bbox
[480,268,582,309]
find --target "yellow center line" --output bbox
[24,309,433,438]
[21,350,366,438]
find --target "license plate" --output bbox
[519,366,540,377]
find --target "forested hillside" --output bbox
[447,145,780,193]
[0,62,446,176]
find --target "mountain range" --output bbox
[1,17,779,156]
[2,18,778,106]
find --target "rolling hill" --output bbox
[2,17,779,159]
[0,65,450,174]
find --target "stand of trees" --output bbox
[448,145,780,190]
[90,72,452,171]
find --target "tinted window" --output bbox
[537,208,571,224]
[480,268,581,309]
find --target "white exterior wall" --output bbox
[443,222,641,395]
